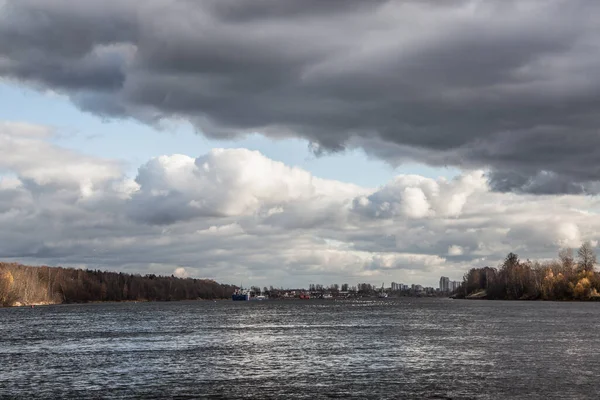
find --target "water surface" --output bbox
[1,298,599,399]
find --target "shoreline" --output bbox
[2,298,232,308]
[4,296,449,308]
[452,290,600,302]
[7,297,600,307]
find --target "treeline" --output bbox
[0,263,236,307]
[456,241,600,301]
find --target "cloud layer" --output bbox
[2,122,599,287]
[2,1,600,193]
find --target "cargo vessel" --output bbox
[232,288,250,301]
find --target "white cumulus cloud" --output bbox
[2,122,600,288]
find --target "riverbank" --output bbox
[2,297,234,308]
[452,289,600,301]
[10,301,57,307]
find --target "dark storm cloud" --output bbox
[486,170,600,195]
[2,0,600,193]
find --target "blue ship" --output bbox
[232,288,250,301]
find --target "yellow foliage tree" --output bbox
[572,277,591,300]
[0,270,15,306]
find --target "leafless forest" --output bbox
[0,263,235,307]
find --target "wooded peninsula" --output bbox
[455,241,600,301]
[0,262,235,307]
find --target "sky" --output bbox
[1,0,600,288]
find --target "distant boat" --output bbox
[232,288,250,301]
[251,295,267,301]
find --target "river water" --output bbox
[1,298,599,399]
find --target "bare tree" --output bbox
[577,241,597,272]
[558,247,575,271]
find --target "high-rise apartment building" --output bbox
[439,276,450,292]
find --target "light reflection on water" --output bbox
[1,298,600,399]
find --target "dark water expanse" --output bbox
[1,299,600,400]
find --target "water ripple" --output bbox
[1,299,599,399]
